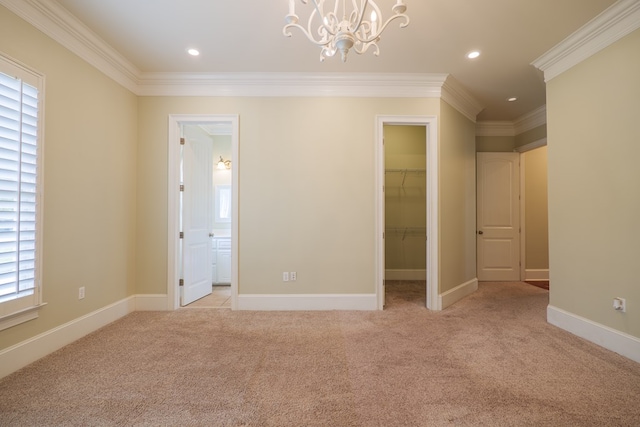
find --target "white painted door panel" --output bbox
[182,135,213,305]
[477,152,520,281]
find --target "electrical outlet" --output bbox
[613,297,626,312]
[78,287,85,300]
[290,272,297,281]
[283,272,289,282]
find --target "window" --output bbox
[0,53,44,331]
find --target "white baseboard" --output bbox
[547,305,640,363]
[385,269,427,281]
[135,294,168,311]
[0,296,135,379]
[439,278,478,310]
[237,294,377,311]
[525,269,549,281]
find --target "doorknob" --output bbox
[478,230,484,235]
[209,232,215,237]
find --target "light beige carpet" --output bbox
[1,281,639,426]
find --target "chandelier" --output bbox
[283,0,409,62]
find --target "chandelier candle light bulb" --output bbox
[283,0,409,62]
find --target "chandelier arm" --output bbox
[355,12,409,43]
[284,22,336,47]
[309,0,338,36]
[354,40,380,56]
[351,0,368,30]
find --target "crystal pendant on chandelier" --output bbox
[283,0,409,62]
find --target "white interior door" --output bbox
[477,152,520,281]
[181,134,213,305]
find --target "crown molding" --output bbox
[0,0,140,92]
[475,122,515,137]
[477,104,547,136]
[513,105,546,134]
[0,0,480,119]
[441,76,484,123]
[137,72,449,98]
[532,0,640,82]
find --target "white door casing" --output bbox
[476,152,520,281]
[168,114,239,310]
[376,115,439,310]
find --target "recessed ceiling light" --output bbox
[467,51,480,59]
[187,48,200,56]
[507,97,518,102]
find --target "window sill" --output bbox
[0,303,47,332]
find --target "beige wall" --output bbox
[384,125,426,270]
[515,124,547,147]
[0,7,138,350]
[439,101,477,293]
[547,28,640,338]
[523,146,549,270]
[137,97,441,296]
[476,135,515,152]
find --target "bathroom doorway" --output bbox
[167,115,239,310]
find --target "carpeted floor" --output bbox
[1,281,639,426]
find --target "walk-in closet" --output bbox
[384,125,427,303]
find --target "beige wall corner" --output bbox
[546,28,640,340]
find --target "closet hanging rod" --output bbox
[384,168,426,173]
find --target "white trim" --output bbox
[385,269,427,281]
[0,303,45,332]
[547,305,640,363]
[476,106,547,138]
[520,155,526,281]
[237,294,377,311]
[439,278,478,309]
[134,294,168,311]
[139,72,449,98]
[532,0,640,82]
[513,105,547,135]
[440,76,484,123]
[376,116,439,311]
[167,114,239,311]
[515,138,547,153]
[0,296,135,379]
[475,121,515,137]
[525,269,549,281]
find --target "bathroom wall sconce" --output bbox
[217,156,231,170]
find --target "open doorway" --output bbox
[383,125,427,306]
[167,115,239,311]
[375,116,439,310]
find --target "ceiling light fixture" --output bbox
[187,48,200,56]
[467,50,480,59]
[507,97,518,102]
[217,156,231,170]
[283,0,409,62]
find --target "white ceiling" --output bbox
[53,0,617,121]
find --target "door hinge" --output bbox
[179,232,184,239]
[180,184,184,192]
[383,231,385,239]
[180,137,185,145]
[179,279,184,287]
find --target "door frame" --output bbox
[515,137,548,281]
[167,114,239,310]
[375,115,439,310]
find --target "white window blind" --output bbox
[0,54,43,326]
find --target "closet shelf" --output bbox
[385,168,426,173]
[385,168,426,187]
[385,226,427,241]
